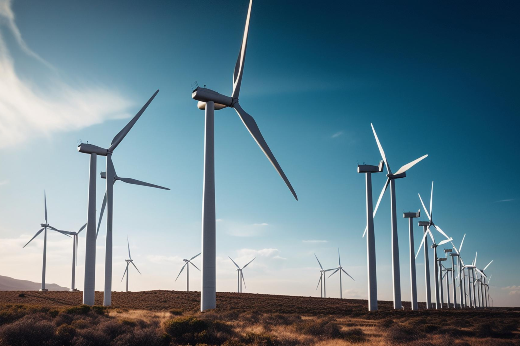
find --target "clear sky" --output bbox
[0,0,519,307]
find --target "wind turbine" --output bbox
[78,90,159,306]
[327,249,355,299]
[464,252,479,308]
[417,220,432,309]
[23,191,69,291]
[450,234,466,308]
[121,238,141,292]
[438,257,447,308]
[175,253,201,292]
[403,210,420,310]
[315,254,334,298]
[229,257,255,293]
[358,160,384,311]
[475,258,492,308]
[58,223,87,291]
[444,248,453,308]
[368,123,428,309]
[191,0,297,311]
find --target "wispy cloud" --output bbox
[331,131,344,138]
[494,199,516,203]
[221,220,271,237]
[0,180,8,186]
[502,286,520,296]
[302,240,327,243]
[0,0,133,149]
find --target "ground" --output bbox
[0,290,518,345]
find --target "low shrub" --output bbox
[242,332,278,346]
[169,308,183,316]
[294,318,341,338]
[56,324,76,345]
[385,324,424,344]
[164,316,233,345]
[0,315,56,346]
[343,327,366,343]
[64,305,91,315]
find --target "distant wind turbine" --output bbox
[314,254,334,298]
[367,123,428,310]
[59,223,87,291]
[121,238,141,292]
[403,210,420,310]
[327,249,355,299]
[23,191,69,291]
[229,257,255,293]
[450,234,466,308]
[191,0,297,312]
[78,90,159,306]
[175,253,201,292]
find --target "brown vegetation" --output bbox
[0,291,518,345]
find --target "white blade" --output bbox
[316,275,322,290]
[118,177,170,190]
[109,90,159,152]
[97,192,107,238]
[243,257,256,269]
[338,248,341,266]
[475,267,486,278]
[418,193,431,221]
[234,103,297,200]
[473,252,477,266]
[459,234,466,254]
[121,266,128,282]
[189,261,200,271]
[229,256,240,269]
[342,268,355,281]
[437,237,453,246]
[370,123,391,174]
[429,181,433,219]
[47,225,71,237]
[175,263,187,281]
[394,154,428,176]
[432,224,449,240]
[131,261,141,274]
[484,260,493,271]
[232,0,252,99]
[77,223,87,235]
[189,253,201,261]
[23,228,44,248]
[44,191,48,224]
[328,268,339,278]
[415,230,428,259]
[363,178,389,237]
[314,254,323,270]
[127,237,132,260]
[241,271,247,289]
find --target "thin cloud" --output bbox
[302,240,328,243]
[331,131,344,138]
[0,0,134,149]
[494,199,516,203]
[502,286,520,296]
[0,180,8,186]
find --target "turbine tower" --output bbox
[327,249,355,299]
[314,254,333,298]
[444,248,453,308]
[229,257,255,293]
[78,90,159,305]
[58,223,87,291]
[417,220,432,309]
[403,210,420,310]
[175,253,201,292]
[191,0,297,311]
[450,234,466,308]
[121,238,141,292]
[369,123,428,309]
[23,191,69,291]
[358,160,384,311]
[438,257,447,308]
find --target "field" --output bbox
[0,290,519,345]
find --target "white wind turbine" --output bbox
[23,191,69,291]
[450,234,466,308]
[175,253,201,292]
[121,238,141,293]
[58,223,87,291]
[229,257,255,293]
[473,256,492,308]
[327,249,355,299]
[403,210,420,310]
[191,0,297,311]
[78,90,159,306]
[315,254,334,298]
[365,123,428,309]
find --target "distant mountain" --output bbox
[0,275,68,291]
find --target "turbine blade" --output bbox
[364,178,390,237]
[459,234,466,253]
[121,266,128,282]
[189,253,201,261]
[394,154,428,176]
[438,238,453,246]
[118,177,170,190]
[189,261,200,271]
[328,268,339,278]
[109,90,159,152]
[97,192,107,238]
[418,193,431,221]
[430,181,433,220]
[427,227,435,243]
[473,252,477,266]
[44,191,48,223]
[127,237,131,260]
[370,123,391,174]
[229,256,240,269]
[234,103,297,200]
[432,224,449,240]
[241,271,247,289]
[131,261,141,274]
[415,231,428,259]
[243,257,256,269]
[476,267,486,278]
[314,254,323,270]
[23,228,44,248]
[342,268,355,281]
[77,223,87,235]
[175,263,187,281]
[338,248,341,266]
[316,275,322,290]
[484,260,493,271]
[232,0,252,99]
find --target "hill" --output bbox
[0,275,68,291]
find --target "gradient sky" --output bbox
[1,0,519,306]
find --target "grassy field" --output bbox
[0,290,518,345]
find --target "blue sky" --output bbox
[0,0,519,306]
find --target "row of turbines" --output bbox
[21,0,495,313]
[358,124,493,311]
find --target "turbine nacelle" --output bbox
[40,223,49,228]
[192,87,234,108]
[418,221,429,227]
[388,172,406,179]
[357,160,384,173]
[77,143,108,156]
